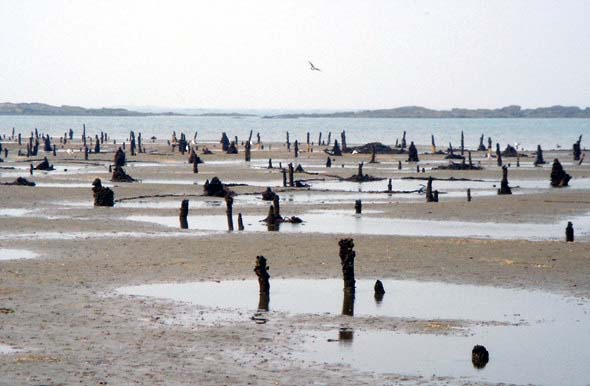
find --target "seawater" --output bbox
[0,115,589,150]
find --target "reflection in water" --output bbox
[179,217,188,229]
[374,292,384,304]
[342,288,355,316]
[266,221,280,232]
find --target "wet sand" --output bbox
[0,139,589,385]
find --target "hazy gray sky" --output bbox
[1,0,589,110]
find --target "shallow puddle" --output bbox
[119,278,590,386]
[0,249,38,261]
[126,212,590,241]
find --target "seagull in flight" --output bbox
[309,61,321,71]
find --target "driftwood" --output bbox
[92,178,114,207]
[2,177,35,186]
[550,159,571,187]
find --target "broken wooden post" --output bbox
[401,131,407,149]
[220,132,230,151]
[550,159,571,187]
[339,238,356,316]
[341,130,347,152]
[82,124,87,147]
[478,134,486,151]
[573,135,582,161]
[254,255,270,311]
[534,145,545,166]
[496,143,502,166]
[273,195,280,218]
[288,163,294,187]
[52,144,56,157]
[286,132,290,152]
[426,176,437,202]
[467,188,472,202]
[84,146,88,160]
[92,178,114,207]
[94,135,100,153]
[192,157,199,173]
[282,168,287,187]
[326,157,332,167]
[357,162,364,179]
[566,222,574,242]
[407,141,419,162]
[398,160,402,170]
[327,132,332,146]
[472,345,489,369]
[374,280,385,302]
[244,140,251,162]
[460,131,465,155]
[294,140,299,158]
[331,140,342,156]
[468,151,473,169]
[355,199,362,214]
[339,238,356,291]
[369,145,377,163]
[225,195,234,231]
[268,158,273,168]
[114,148,126,167]
[238,213,245,231]
[29,163,33,175]
[433,190,439,202]
[431,135,436,153]
[387,178,392,192]
[416,164,420,173]
[498,166,512,195]
[318,132,322,147]
[306,132,310,152]
[516,153,520,167]
[179,199,189,229]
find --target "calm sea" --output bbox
[0,115,588,150]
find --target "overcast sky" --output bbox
[0,0,589,110]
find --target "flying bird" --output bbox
[309,61,321,71]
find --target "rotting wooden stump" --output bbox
[478,134,487,151]
[111,166,136,183]
[225,195,234,231]
[227,141,238,154]
[472,345,489,369]
[355,199,362,214]
[550,159,571,187]
[345,162,384,183]
[254,255,270,294]
[261,187,277,201]
[220,132,230,151]
[179,199,189,229]
[327,140,342,156]
[113,147,127,168]
[374,280,385,303]
[426,176,438,202]
[92,178,114,207]
[566,222,574,242]
[203,177,231,197]
[339,238,356,292]
[34,157,54,171]
[501,144,519,157]
[407,141,419,162]
[497,166,512,195]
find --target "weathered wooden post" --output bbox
[472,345,489,369]
[238,213,245,231]
[286,132,291,152]
[516,152,520,167]
[369,145,377,163]
[467,188,472,202]
[387,178,392,192]
[341,130,347,152]
[498,166,512,195]
[306,132,310,152]
[426,176,437,202]
[179,200,189,229]
[460,130,465,155]
[220,132,230,151]
[82,124,87,147]
[327,132,332,146]
[566,222,574,242]
[573,135,582,161]
[273,195,280,218]
[245,141,251,162]
[84,146,89,160]
[357,162,364,179]
[468,151,473,168]
[496,143,502,166]
[355,199,362,214]
[331,140,342,156]
[294,140,299,158]
[29,163,33,176]
[18,133,21,145]
[288,163,294,187]
[398,160,402,170]
[318,132,322,147]
[339,238,356,316]
[478,134,486,151]
[416,164,420,173]
[431,134,436,153]
[268,158,273,169]
[225,195,234,231]
[192,157,199,173]
[401,131,407,150]
[326,157,332,167]
[94,135,100,153]
[254,255,270,310]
